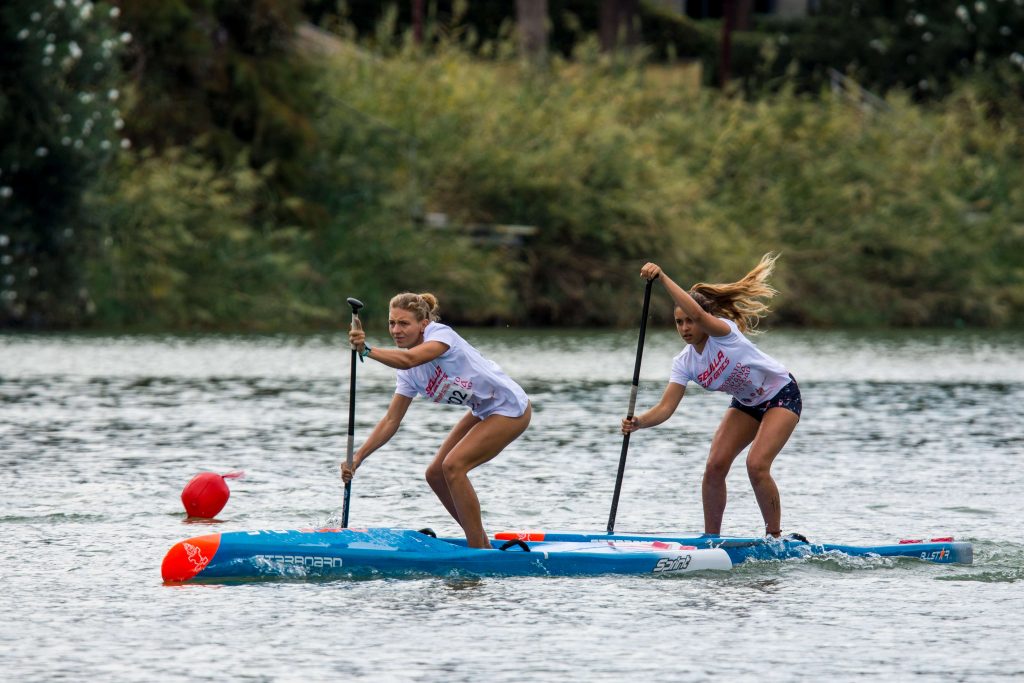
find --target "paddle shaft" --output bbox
[607,278,655,534]
[342,345,356,527]
[342,298,364,528]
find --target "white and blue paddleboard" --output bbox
[489,530,974,566]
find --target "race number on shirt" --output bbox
[424,365,475,406]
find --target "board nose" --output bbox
[161,534,221,582]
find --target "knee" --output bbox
[704,455,732,482]
[425,462,445,486]
[441,457,465,482]
[746,458,773,484]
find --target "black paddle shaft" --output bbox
[607,278,655,534]
[342,297,364,528]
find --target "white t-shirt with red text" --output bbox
[669,318,790,407]
[395,322,529,419]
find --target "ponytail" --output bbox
[689,253,779,333]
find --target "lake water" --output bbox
[1,328,1022,681]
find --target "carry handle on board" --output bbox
[607,277,655,534]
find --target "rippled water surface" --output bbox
[2,328,1023,682]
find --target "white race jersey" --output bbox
[396,322,529,419]
[670,318,790,407]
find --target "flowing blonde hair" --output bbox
[688,253,779,333]
[389,292,441,322]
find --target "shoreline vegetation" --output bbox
[2,3,1022,332]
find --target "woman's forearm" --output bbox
[354,414,402,466]
[635,402,674,429]
[364,347,417,370]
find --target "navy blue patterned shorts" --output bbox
[729,374,802,422]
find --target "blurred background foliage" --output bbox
[1,0,1022,331]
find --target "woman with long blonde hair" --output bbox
[621,254,802,538]
[344,292,531,548]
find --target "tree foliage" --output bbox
[116,0,319,193]
[0,0,126,326]
[84,147,324,330]
[725,0,1024,99]
[2,2,1022,331]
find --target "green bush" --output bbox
[649,86,1024,327]
[313,39,681,325]
[84,147,326,330]
[28,10,1023,332]
[305,27,1023,327]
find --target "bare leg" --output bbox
[425,410,481,525]
[746,407,799,537]
[702,408,759,535]
[441,404,531,548]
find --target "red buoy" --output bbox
[181,471,244,518]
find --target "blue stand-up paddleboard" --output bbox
[161,527,971,583]
[161,527,733,582]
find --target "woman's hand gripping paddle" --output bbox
[342,297,364,528]
[607,277,655,534]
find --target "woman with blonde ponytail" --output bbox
[621,255,802,539]
[343,292,531,548]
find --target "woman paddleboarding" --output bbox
[343,292,531,548]
[621,255,801,538]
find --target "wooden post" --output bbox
[720,0,736,87]
[412,0,424,44]
[516,0,549,65]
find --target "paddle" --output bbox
[341,296,364,529]
[607,277,655,534]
